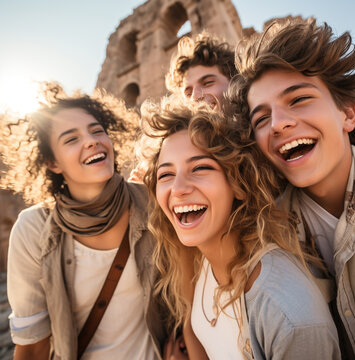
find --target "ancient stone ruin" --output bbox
[96,0,243,106]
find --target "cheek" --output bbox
[254,130,269,152]
[104,138,114,153]
[156,184,170,217]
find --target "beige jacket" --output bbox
[7,182,167,359]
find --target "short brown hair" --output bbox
[228,17,355,143]
[166,32,237,93]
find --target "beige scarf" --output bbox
[52,173,130,236]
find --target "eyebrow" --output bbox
[57,121,101,142]
[157,155,214,170]
[249,82,318,120]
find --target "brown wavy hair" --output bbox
[141,96,318,333]
[228,17,355,144]
[0,82,139,205]
[166,32,237,93]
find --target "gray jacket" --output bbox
[245,249,341,360]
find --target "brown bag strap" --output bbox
[77,226,131,359]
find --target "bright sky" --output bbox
[0,0,354,114]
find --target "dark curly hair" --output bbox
[228,17,355,144]
[0,82,139,204]
[166,32,237,93]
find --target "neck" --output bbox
[75,208,130,250]
[199,231,236,285]
[304,187,346,219]
[305,149,352,218]
[67,181,108,202]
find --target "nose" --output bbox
[270,107,296,136]
[171,173,193,197]
[84,133,99,148]
[191,86,204,101]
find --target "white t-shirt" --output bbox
[191,258,244,360]
[299,191,338,276]
[73,240,155,360]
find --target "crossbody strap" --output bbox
[77,225,131,359]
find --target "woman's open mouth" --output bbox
[83,152,107,165]
[173,204,207,225]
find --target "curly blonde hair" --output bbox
[140,96,318,332]
[0,82,139,205]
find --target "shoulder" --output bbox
[8,204,52,268]
[11,204,50,240]
[277,184,299,210]
[245,250,340,359]
[246,249,332,327]
[126,182,148,207]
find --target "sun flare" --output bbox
[0,72,41,116]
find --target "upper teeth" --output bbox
[174,205,206,214]
[279,138,315,154]
[84,153,105,164]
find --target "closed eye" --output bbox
[203,80,215,87]
[252,114,270,129]
[291,96,313,106]
[193,165,214,172]
[157,172,174,181]
[92,129,105,134]
[64,137,77,144]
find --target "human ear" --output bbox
[343,104,355,133]
[47,160,63,174]
[234,187,246,201]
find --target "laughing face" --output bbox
[48,107,115,201]
[155,130,235,251]
[182,65,230,109]
[247,69,355,197]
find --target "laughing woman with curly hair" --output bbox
[140,97,340,360]
[1,84,168,360]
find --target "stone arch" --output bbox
[118,30,138,65]
[163,2,191,42]
[122,83,140,107]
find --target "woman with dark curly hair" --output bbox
[140,96,340,359]
[1,84,168,360]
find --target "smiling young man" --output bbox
[129,33,236,183]
[229,18,355,358]
[165,32,236,109]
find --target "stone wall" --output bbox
[96,0,243,105]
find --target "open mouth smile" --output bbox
[83,152,107,165]
[278,138,316,162]
[173,204,207,225]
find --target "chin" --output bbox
[179,238,200,248]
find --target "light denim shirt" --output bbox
[245,249,340,360]
[7,182,167,360]
[279,145,355,357]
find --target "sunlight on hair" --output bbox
[0,71,41,116]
